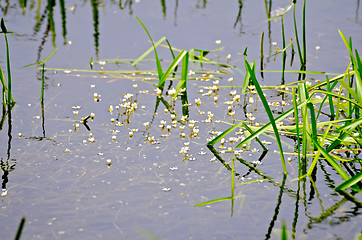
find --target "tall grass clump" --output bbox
[136,17,189,99]
[207,4,361,193]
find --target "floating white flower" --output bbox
[168,88,176,95]
[155,88,162,95]
[249,97,254,104]
[179,146,189,154]
[195,98,203,106]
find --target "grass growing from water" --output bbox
[14,217,26,240]
[24,49,57,103]
[208,31,362,193]
[0,18,15,107]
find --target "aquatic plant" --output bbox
[0,18,15,107]
[207,30,362,193]
[14,217,26,240]
[24,49,57,103]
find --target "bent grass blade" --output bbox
[244,60,287,175]
[308,133,360,192]
[335,172,362,192]
[136,17,163,82]
[195,155,236,208]
[131,36,167,67]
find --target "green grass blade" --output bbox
[207,121,245,146]
[178,52,190,117]
[307,124,332,176]
[194,197,234,207]
[23,49,57,68]
[165,38,176,60]
[326,131,349,153]
[338,78,360,103]
[4,33,12,104]
[260,31,264,78]
[234,99,308,149]
[339,30,362,104]
[241,62,254,94]
[302,0,307,68]
[313,90,362,109]
[281,220,288,240]
[244,60,287,174]
[172,51,189,98]
[241,122,268,151]
[0,65,6,105]
[41,48,57,64]
[298,82,310,159]
[292,87,301,172]
[14,217,26,240]
[281,16,286,82]
[307,102,318,150]
[335,171,362,192]
[354,49,362,104]
[136,17,163,81]
[308,133,358,192]
[326,76,336,119]
[158,50,187,90]
[292,3,303,67]
[131,36,167,67]
[336,118,362,133]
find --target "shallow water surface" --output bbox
[1,1,361,239]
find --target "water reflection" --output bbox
[34,0,57,62]
[356,0,360,22]
[119,0,134,14]
[207,143,361,239]
[59,0,67,45]
[1,104,15,197]
[91,0,100,58]
[196,0,206,9]
[233,0,243,32]
[265,175,286,240]
[4,0,260,61]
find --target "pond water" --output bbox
[1,0,361,239]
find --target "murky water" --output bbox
[1,1,361,239]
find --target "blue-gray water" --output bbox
[0,1,361,239]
